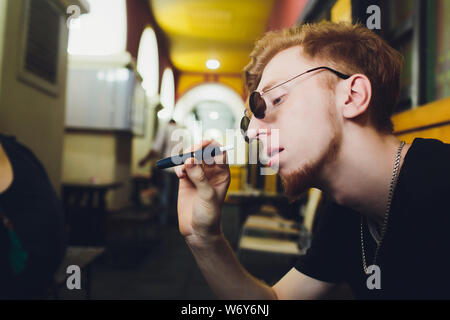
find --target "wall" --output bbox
[131,106,156,176]
[62,131,132,211]
[266,0,309,30]
[126,0,174,178]
[0,0,68,192]
[61,54,136,211]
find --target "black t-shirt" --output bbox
[295,138,450,299]
[0,134,66,299]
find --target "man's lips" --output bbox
[266,147,284,158]
[267,147,284,167]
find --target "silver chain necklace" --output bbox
[360,141,406,274]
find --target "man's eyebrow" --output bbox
[261,79,281,93]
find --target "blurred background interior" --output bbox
[0,0,448,299]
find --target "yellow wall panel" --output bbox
[396,124,450,144]
[177,73,243,98]
[393,97,450,143]
[217,76,244,96]
[177,74,206,97]
[228,165,243,192]
[331,0,352,23]
[264,173,278,194]
[392,97,450,133]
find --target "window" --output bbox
[67,0,127,56]
[380,0,415,112]
[18,0,65,96]
[137,27,159,99]
[428,0,450,101]
[158,68,175,120]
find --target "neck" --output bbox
[319,127,410,227]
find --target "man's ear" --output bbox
[341,74,372,120]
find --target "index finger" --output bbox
[183,139,213,153]
[176,140,213,177]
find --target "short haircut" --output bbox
[243,22,404,133]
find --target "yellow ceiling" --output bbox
[150,0,275,73]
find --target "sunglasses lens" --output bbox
[240,116,250,143]
[240,116,250,132]
[249,91,266,119]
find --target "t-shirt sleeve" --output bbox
[294,201,352,284]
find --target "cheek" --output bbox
[280,91,330,135]
[280,89,338,151]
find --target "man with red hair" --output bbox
[174,22,450,299]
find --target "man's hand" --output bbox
[174,140,230,242]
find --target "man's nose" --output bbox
[246,117,268,141]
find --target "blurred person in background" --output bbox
[0,134,66,299]
[139,119,181,226]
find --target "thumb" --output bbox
[184,158,215,202]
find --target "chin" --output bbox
[280,165,316,202]
[280,135,341,202]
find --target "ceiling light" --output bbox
[206,59,220,70]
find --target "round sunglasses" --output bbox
[240,66,350,143]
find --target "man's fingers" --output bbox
[184,158,215,201]
[176,141,209,178]
[175,139,211,178]
[179,139,228,171]
[174,164,186,178]
[195,139,228,167]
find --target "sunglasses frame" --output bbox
[240,66,350,142]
